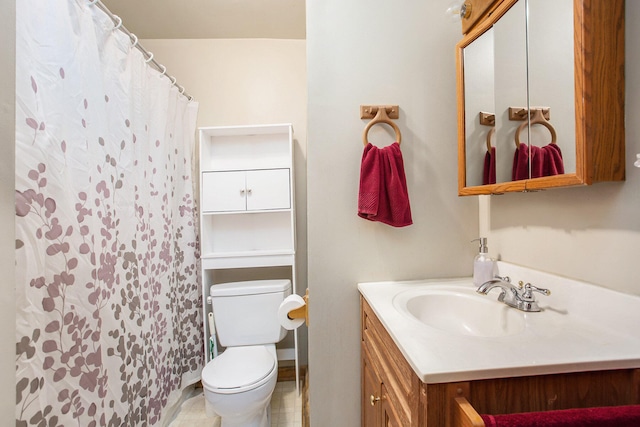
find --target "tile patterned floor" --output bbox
[168,381,302,427]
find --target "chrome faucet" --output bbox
[477,276,550,312]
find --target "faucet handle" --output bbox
[521,282,551,299]
[495,275,511,283]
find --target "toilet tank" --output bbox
[210,279,291,347]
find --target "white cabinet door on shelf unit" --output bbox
[246,169,290,211]
[201,171,246,212]
[201,169,291,213]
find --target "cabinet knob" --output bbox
[370,394,380,406]
[247,188,252,195]
[240,189,245,195]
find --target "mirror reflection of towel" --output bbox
[512,143,564,181]
[358,142,412,227]
[483,147,496,185]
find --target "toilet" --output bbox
[201,279,291,427]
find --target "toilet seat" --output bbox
[202,346,276,395]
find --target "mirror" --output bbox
[527,0,576,176]
[456,0,623,195]
[462,27,495,187]
[492,0,527,184]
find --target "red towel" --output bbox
[483,147,496,185]
[358,142,412,227]
[541,143,564,176]
[512,143,529,181]
[481,405,640,427]
[512,143,564,181]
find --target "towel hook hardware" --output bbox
[479,111,496,152]
[509,106,550,121]
[360,105,401,146]
[514,108,557,148]
[479,112,495,126]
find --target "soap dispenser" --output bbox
[472,238,496,287]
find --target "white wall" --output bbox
[0,0,15,423]
[306,1,478,425]
[142,39,307,132]
[487,2,640,298]
[141,38,309,363]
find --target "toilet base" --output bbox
[202,345,279,427]
[218,404,270,427]
[203,369,277,427]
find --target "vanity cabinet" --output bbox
[199,124,301,390]
[456,0,625,195]
[361,297,640,426]
[361,298,423,426]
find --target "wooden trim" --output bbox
[452,397,485,427]
[576,0,626,183]
[461,0,501,35]
[302,367,310,427]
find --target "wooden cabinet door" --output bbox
[362,353,381,427]
[381,384,403,427]
[201,171,246,212]
[246,168,291,211]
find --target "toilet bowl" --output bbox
[202,279,290,427]
[202,345,278,427]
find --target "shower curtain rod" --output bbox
[90,0,194,101]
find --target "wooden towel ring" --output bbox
[486,127,495,152]
[362,107,402,146]
[514,108,557,148]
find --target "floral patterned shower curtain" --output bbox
[15,1,202,425]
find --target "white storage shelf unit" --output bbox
[199,124,295,269]
[199,124,299,388]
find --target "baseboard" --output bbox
[277,365,299,382]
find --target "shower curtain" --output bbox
[15,1,202,425]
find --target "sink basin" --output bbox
[396,287,526,337]
[359,264,640,384]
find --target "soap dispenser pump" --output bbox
[472,238,495,287]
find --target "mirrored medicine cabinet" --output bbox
[456,0,625,196]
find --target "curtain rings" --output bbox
[145,52,154,63]
[130,33,138,48]
[88,0,99,6]
[158,65,167,77]
[169,76,177,85]
[112,15,123,31]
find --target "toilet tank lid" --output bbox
[210,279,291,297]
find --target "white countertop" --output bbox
[358,262,640,384]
